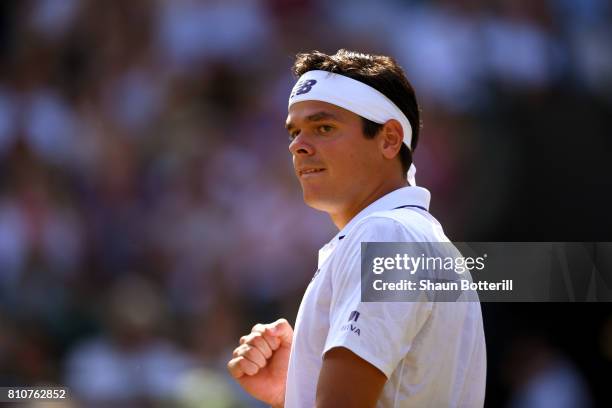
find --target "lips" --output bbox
[298,167,326,177]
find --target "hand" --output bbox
[227,318,293,407]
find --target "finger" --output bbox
[251,323,267,333]
[233,343,250,357]
[240,328,263,344]
[228,356,258,377]
[227,356,244,378]
[243,345,268,368]
[232,345,243,358]
[262,328,281,350]
[234,344,267,369]
[248,333,273,358]
[241,332,273,358]
[251,325,281,351]
[267,318,293,345]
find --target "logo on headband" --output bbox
[290,79,317,98]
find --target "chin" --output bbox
[301,189,338,213]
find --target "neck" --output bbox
[330,179,409,230]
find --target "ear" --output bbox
[379,119,404,160]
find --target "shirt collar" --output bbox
[317,186,431,267]
[336,185,430,240]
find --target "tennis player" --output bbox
[228,49,486,407]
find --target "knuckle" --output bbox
[255,337,270,352]
[245,348,262,363]
[228,358,240,374]
[245,348,255,359]
[233,346,244,357]
[252,341,267,354]
[235,344,248,356]
[237,358,250,372]
[266,334,280,344]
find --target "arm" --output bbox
[316,218,430,407]
[316,346,387,408]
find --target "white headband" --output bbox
[288,70,417,185]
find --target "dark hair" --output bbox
[292,49,421,177]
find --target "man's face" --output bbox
[286,100,382,214]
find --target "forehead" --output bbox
[286,100,360,125]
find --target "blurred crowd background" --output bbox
[0,0,611,407]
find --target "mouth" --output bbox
[298,168,326,178]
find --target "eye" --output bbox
[318,125,333,134]
[288,130,300,142]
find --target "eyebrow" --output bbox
[285,111,340,131]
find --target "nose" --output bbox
[288,132,314,156]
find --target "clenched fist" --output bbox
[227,318,294,407]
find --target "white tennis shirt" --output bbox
[284,186,487,407]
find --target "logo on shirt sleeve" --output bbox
[340,310,361,336]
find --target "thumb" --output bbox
[268,318,293,345]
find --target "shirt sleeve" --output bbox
[322,216,433,379]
